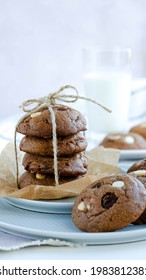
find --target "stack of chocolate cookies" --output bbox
[16,105,88,189]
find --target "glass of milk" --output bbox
[83,47,132,133]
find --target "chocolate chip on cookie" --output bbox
[72,174,146,232]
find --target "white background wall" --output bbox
[0,0,146,118]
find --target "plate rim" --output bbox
[4,196,75,214]
[1,217,146,245]
[120,149,146,160]
[120,149,146,155]
[1,199,146,245]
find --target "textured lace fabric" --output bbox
[0,231,77,251]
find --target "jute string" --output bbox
[14,85,111,187]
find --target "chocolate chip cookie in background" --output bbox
[128,159,146,193]
[99,132,146,150]
[16,105,88,189]
[127,160,146,225]
[129,122,146,140]
[72,174,146,232]
[126,170,146,225]
[127,170,146,187]
[127,158,146,173]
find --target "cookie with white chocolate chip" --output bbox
[128,170,146,187]
[127,169,146,225]
[19,171,79,189]
[16,105,87,137]
[19,133,87,156]
[72,174,146,232]
[99,132,146,150]
[130,122,146,140]
[127,158,146,173]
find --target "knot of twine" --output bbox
[15,85,111,187]
[20,85,111,113]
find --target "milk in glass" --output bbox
[84,71,132,133]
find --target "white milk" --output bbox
[84,71,132,133]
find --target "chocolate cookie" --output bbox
[130,122,146,139]
[133,210,146,225]
[19,171,79,189]
[127,170,146,225]
[99,132,146,150]
[16,105,87,137]
[72,174,146,232]
[22,152,88,176]
[19,133,87,156]
[127,158,146,173]
[128,170,146,187]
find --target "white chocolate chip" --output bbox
[112,181,125,188]
[86,204,91,211]
[77,201,86,211]
[124,136,135,144]
[108,134,121,141]
[36,173,46,180]
[31,112,41,118]
[133,170,146,176]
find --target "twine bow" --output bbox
[15,85,111,188]
[20,85,111,113]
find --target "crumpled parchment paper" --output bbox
[0,143,120,200]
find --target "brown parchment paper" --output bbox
[0,143,121,200]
